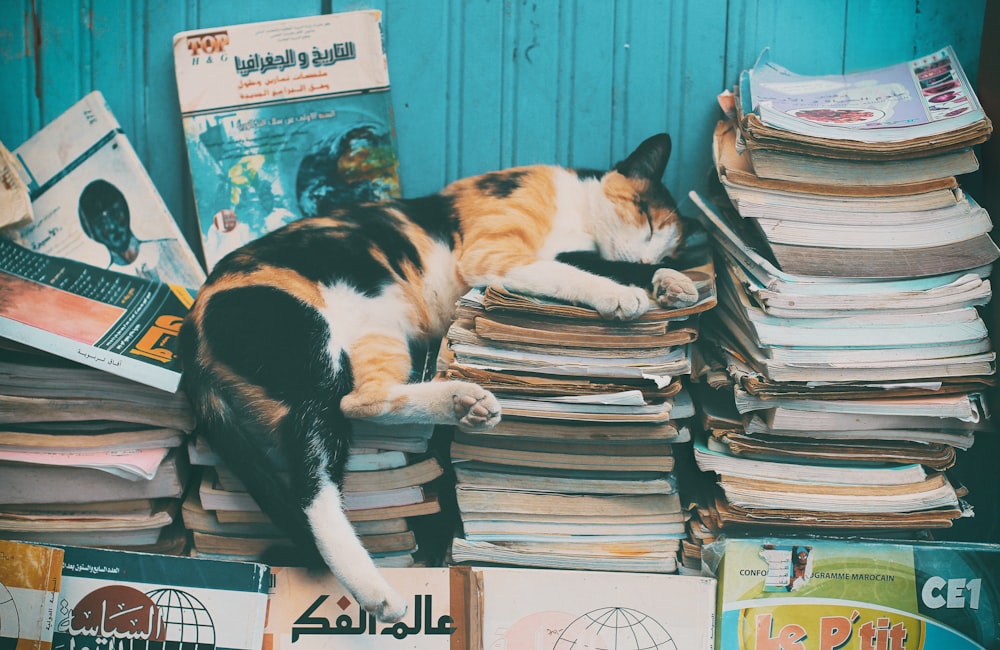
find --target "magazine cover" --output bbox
[8,92,206,289]
[52,545,269,650]
[705,537,1000,649]
[0,540,63,650]
[263,566,471,649]
[173,10,401,270]
[0,237,194,392]
[475,567,716,650]
[746,45,987,142]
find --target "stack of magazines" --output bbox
[685,45,996,548]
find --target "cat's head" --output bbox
[595,133,683,263]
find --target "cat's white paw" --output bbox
[594,285,650,320]
[652,268,699,308]
[370,589,409,623]
[453,384,501,431]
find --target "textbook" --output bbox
[0,238,194,392]
[0,540,62,650]
[51,545,269,650]
[7,91,205,289]
[704,536,1000,649]
[173,10,401,270]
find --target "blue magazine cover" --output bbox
[173,10,401,270]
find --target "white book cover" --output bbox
[53,545,268,650]
[264,566,470,649]
[9,91,205,289]
[475,567,715,650]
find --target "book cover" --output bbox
[747,45,987,143]
[474,567,716,649]
[263,566,471,649]
[0,238,195,392]
[173,10,401,270]
[706,537,1000,649]
[0,540,63,650]
[51,545,269,650]
[8,92,205,289]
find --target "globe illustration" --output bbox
[145,589,216,646]
[0,582,19,643]
[553,607,678,650]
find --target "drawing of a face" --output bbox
[78,179,133,253]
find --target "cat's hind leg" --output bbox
[338,332,501,430]
[283,401,409,622]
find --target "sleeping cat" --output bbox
[178,132,698,622]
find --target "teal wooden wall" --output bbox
[0,1,987,258]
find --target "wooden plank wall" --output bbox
[0,0,988,257]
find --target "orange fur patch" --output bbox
[340,332,414,418]
[447,166,557,278]
[601,171,650,229]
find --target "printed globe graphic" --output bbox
[146,588,216,645]
[0,582,19,640]
[553,607,678,650]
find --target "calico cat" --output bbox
[178,133,698,622]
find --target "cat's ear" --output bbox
[615,133,672,181]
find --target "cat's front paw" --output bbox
[370,589,409,623]
[594,285,650,320]
[652,268,699,309]
[453,384,501,431]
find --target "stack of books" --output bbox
[0,342,195,553]
[685,45,996,539]
[442,230,718,572]
[183,420,445,567]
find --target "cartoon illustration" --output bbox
[759,544,813,593]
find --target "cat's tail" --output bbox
[194,396,328,569]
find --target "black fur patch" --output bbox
[201,285,334,399]
[476,170,526,198]
[573,168,604,181]
[211,207,427,296]
[400,194,459,246]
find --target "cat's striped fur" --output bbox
[178,133,697,621]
